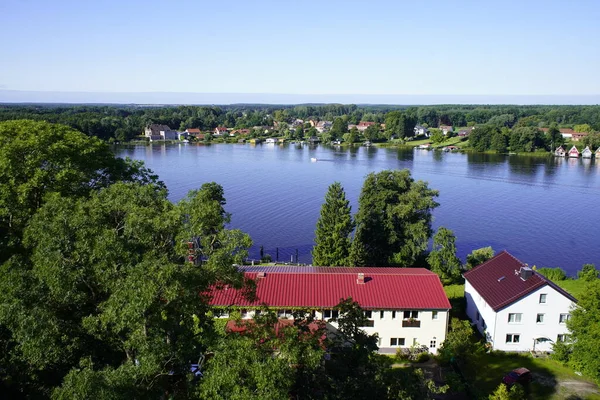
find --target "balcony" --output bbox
[402,319,421,328]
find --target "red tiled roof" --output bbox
[210,267,450,310]
[358,121,376,127]
[463,251,577,311]
[186,128,201,133]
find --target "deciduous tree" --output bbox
[350,170,439,267]
[427,227,462,284]
[465,247,495,270]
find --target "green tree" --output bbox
[427,227,462,285]
[294,125,303,140]
[490,128,509,153]
[546,123,564,149]
[363,124,380,141]
[343,127,359,144]
[536,267,567,282]
[509,127,544,153]
[0,120,159,263]
[437,318,485,367]
[574,123,592,133]
[465,247,495,270]
[330,117,348,137]
[312,182,354,266]
[430,130,444,144]
[566,279,600,383]
[0,182,251,398]
[578,264,599,281]
[468,124,498,152]
[350,170,439,267]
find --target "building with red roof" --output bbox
[464,251,577,352]
[209,266,450,354]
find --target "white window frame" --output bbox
[508,313,522,323]
[432,311,438,320]
[506,334,521,343]
[403,310,419,320]
[559,313,570,324]
[380,310,385,319]
[536,313,544,324]
[539,293,547,304]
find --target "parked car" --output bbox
[502,367,532,387]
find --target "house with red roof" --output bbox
[210,266,451,354]
[464,251,577,352]
[568,145,580,158]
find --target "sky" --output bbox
[1,0,599,104]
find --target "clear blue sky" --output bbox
[1,0,599,102]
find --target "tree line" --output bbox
[2,103,600,144]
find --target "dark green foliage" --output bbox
[465,247,495,270]
[469,124,498,152]
[509,127,545,152]
[565,279,600,383]
[427,227,462,285]
[437,318,485,367]
[363,123,381,141]
[350,170,439,267]
[546,123,564,148]
[536,267,567,282]
[312,182,354,266]
[490,128,509,153]
[343,127,359,143]
[578,264,599,281]
[384,111,417,139]
[330,117,348,137]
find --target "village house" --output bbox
[210,266,451,354]
[184,128,201,137]
[357,121,377,132]
[214,126,229,136]
[464,251,577,352]
[540,128,575,140]
[458,127,474,137]
[572,132,589,142]
[582,146,593,159]
[315,121,333,133]
[414,125,430,137]
[568,145,580,158]
[230,129,251,136]
[144,124,178,141]
[554,146,566,157]
[439,125,453,135]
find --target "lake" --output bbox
[116,143,600,276]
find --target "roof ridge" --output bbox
[464,250,518,276]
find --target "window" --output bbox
[323,310,331,319]
[380,310,385,319]
[539,294,547,304]
[559,313,570,324]
[364,310,372,319]
[506,334,520,343]
[432,311,438,320]
[430,340,437,349]
[557,334,570,342]
[403,310,419,319]
[390,338,406,347]
[332,310,339,319]
[241,309,248,318]
[392,311,396,319]
[536,313,545,323]
[508,313,522,323]
[277,309,292,318]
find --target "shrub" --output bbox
[578,264,599,281]
[550,341,572,364]
[536,267,567,282]
[415,352,430,363]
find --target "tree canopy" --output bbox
[427,227,462,284]
[350,170,439,267]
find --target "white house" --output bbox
[582,146,593,159]
[144,124,178,141]
[414,125,430,137]
[464,251,577,352]
[210,266,451,354]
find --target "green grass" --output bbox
[465,351,599,400]
[555,279,587,299]
[444,284,465,299]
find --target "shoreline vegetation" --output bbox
[1,103,599,156]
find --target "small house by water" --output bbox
[568,146,580,158]
[554,146,566,157]
[582,146,593,159]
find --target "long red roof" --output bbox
[463,251,577,311]
[210,267,450,310]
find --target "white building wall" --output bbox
[465,281,575,352]
[220,308,448,354]
[493,285,574,352]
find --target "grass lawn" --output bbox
[464,351,600,400]
[555,279,587,299]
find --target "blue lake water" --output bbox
[116,143,600,276]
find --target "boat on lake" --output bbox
[310,157,318,162]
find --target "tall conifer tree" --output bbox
[312,182,354,266]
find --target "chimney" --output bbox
[520,266,533,281]
[357,273,365,284]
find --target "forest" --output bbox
[1,104,600,148]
